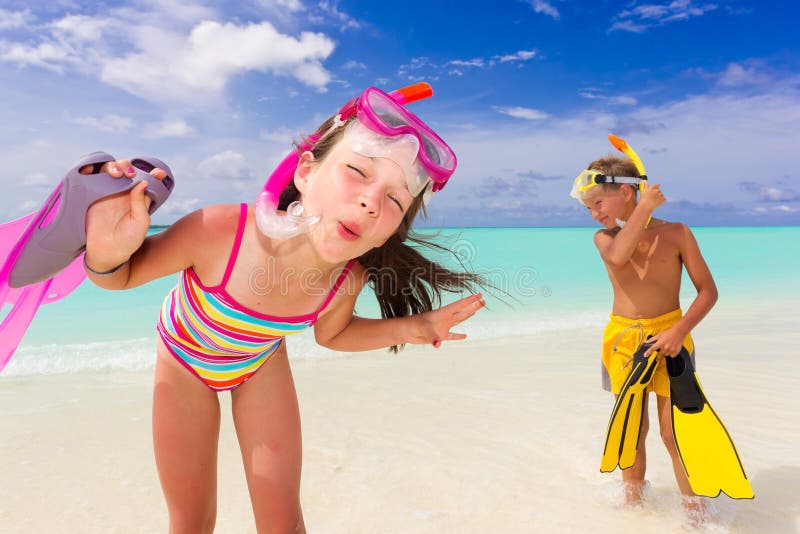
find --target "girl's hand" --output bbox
[84,159,169,271]
[643,326,687,358]
[407,293,486,348]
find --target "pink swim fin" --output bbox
[0,152,174,371]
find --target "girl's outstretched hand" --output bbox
[84,159,169,272]
[408,293,486,348]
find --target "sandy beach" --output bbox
[1,299,798,533]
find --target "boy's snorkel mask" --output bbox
[256,82,457,240]
[569,134,650,227]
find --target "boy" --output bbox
[572,155,718,512]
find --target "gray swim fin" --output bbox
[5,151,174,288]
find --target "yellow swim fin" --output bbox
[666,348,754,499]
[600,342,659,472]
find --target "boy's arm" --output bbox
[594,184,665,268]
[645,224,718,357]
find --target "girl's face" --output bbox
[582,186,633,229]
[295,140,416,263]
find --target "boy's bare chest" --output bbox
[626,233,681,278]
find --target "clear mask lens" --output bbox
[343,121,433,199]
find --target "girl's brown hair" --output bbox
[278,115,485,352]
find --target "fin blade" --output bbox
[0,213,37,272]
[672,379,754,499]
[668,354,754,500]
[600,352,657,472]
[0,281,50,371]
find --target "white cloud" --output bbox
[0,13,336,105]
[493,106,550,120]
[754,204,799,214]
[612,0,718,32]
[760,187,800,202]
[526,0,560,20]
[274,0,304,11]
[433,79,800,226]
[717,61,773,87]
[449,59,486,68]
[146,118,196,139]
[416,49,538,80]
[579,90,638,106]
[342,59,366,70]
[0,40,74,72]
[611,96,638,106]
[100,20,335,103]
[50,14,106,42]
[69,113,135,133]
[23,172,52,187]
[497,50,537,62]
[197,150,254,180]
[0,8,32,30]
[260,126,302,143]
[311,1,361,31]
[160,197,201,217]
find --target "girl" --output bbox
[82,85,485,533]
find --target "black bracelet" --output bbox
[83,255,129,276]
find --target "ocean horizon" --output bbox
[3,226,798,377]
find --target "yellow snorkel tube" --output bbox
[608,133,651,227]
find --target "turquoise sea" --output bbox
[4,226,799,376]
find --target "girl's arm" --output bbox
[644,224,718,357]
[314,278,485,351]
[85,209,199,289]
[86,192,238,290]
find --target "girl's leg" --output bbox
[232,343,305,533]
[620,392,649,504]
[153,345,221,534]
[656,395,705,516]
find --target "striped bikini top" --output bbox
[157,203,355,391]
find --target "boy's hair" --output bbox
[278,115,485,353]
[586,155,640,195]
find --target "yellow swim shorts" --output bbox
[600,309,695,397]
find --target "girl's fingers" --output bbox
[130,180,152,218]
[445,332,466,341]
[150,168,168,180]
[103,161,123,177]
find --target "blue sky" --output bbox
[1,0,798,227]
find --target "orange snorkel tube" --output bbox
[608,133,651,226]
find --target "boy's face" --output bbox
[582,186,631,228]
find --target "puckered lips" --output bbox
[337,220,361,241]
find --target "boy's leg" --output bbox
[656,394,706,517]
[619,392,649,504]
[153,346,222,534]
[231,344,305,534]
[656,394,695,495]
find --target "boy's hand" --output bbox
[407,293,485,348]
[644,326,686,358]
[639,183,666,212]
[83,159,169,271]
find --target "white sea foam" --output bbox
[2,309,607,377]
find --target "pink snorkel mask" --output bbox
[256,83,456,239]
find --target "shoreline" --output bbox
[2,310,798,532]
